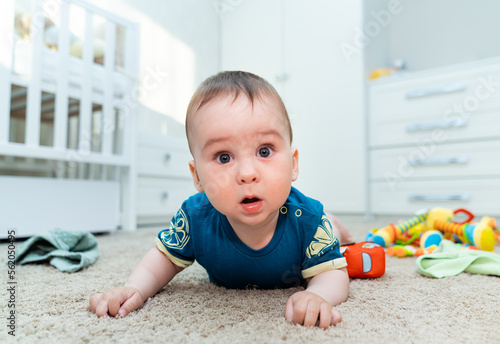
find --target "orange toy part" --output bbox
[341,242,385,278]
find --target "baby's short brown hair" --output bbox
[185,71,292,151]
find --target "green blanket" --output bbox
[416,239,500,278]
[15,228,99,272]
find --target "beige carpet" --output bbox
[1,218,500,344]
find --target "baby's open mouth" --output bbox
[242,197,260,204]
[240,197,263,213]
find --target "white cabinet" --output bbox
[221,0,366,214]
[136,133,196,225]
[368,60,500,217]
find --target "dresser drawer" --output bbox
[137,144,192,178]
[369,108,500,147]
[137,177,196,217]
[137,133,192,178]
[370,67,500,122]
[370,140,500,180]
[370,179,500,216]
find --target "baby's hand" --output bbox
[285,291,342,329]
[88,287,144,318]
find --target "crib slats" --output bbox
[120,23,140,231]
[0,0,15,144]
[1,0,139,232]
[53,1,70,150]
[102,21,117,156]
[25,0,44,147]
[72,0,133,28]
[121,24,140,159]
[79,10,95,178]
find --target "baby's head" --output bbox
[185,71,299,227]
[185,71,292,153]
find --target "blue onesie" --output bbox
[156,187,347,289]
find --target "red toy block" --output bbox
[341,242,385,278]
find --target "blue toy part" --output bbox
[420,230,443,249]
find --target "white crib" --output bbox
[0,0,139,238]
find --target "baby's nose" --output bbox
[237,160,259,184]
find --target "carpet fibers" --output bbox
[1,218,499,344]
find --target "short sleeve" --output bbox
[156,208,194,268]
[301,215,347,279]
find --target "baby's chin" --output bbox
[226,208,282,226]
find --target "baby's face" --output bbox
[188,94,298,228]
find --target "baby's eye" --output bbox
[258,146,273,158]
[217,153,232,164]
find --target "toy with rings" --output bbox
[425,209,495,251]
[369,207,496,252]
[371,214,427,247]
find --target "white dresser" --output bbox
[368,60,500,217]
[136,133,196,226]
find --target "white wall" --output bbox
[85,0,219,137]
[366,0,500,72]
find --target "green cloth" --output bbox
[15,228,99,272]
[416,239,500,278]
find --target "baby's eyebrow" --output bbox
[201,129,285,153]
[201,135,232,153]
[258,129,284,139]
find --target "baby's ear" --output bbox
[291,147,299,181]
[189,160,205,193]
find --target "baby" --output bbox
[88,71,351,329]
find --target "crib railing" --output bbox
[0,0,139,230]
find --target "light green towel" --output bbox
[15,228,99,272]
[416,239,500,278]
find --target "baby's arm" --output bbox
[88,247,182,317]
[285,267,349,329]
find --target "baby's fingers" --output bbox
[93,293,112,318]
[284,296,295,323]
[95,292,116,318]
[88,288,140,318]
[107,292,124,317]
[286,296,308,325]
[330,307,342,325]
[318,302,332,329]
[303,301,320,327]
[87,293,104,315]
[87,288,128,318]
[118,291,144,317]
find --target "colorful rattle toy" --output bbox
[425,208,495,252]
[368,207,497,253]
[419,208,474,249]
[372,214,427,247]
[420,230,444,249]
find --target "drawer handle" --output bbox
[164,153,171,163]
[407,156,469,166]
[406,82,467,99]
[408,193,470,202]
[161,191,169,201]
[406,118,467,132]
